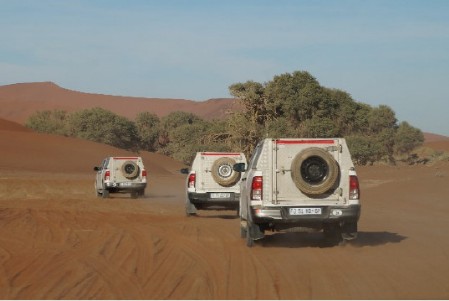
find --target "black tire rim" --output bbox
[124,163,136,174]
[300,156,328,185]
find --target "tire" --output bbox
[240,219,247,238]
[211,157,241,187]
[291,147,339,195]
[121,161,140,179]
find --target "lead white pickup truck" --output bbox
[233,138,361,247]
[94,156,147,199]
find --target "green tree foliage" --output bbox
[25,110,68,135]
[227,70,424,165]
[346,135,380,165]
[135,112,160,152]
[24,70,425,166]
[394,121,424,155]
[228,81,269,155]
[157,111,230,164]
[67,107,139,150]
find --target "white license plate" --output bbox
[289,207,322,215]
[120,182,132,187]
[210,193,231,199]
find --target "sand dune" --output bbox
[0,82,236,123]
[0,117,449,299]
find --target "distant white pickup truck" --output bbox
[233,138,361,247]
[94,156,147,199]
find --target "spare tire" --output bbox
[121,160,140,179]
[291,147,339,195]
[211,157,241,187]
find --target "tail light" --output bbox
[251,176,263,200]
[188,173,196,188]
[142,169,147,180]
[349,175,360,200]
[104,170,110,181]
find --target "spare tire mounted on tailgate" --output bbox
[121,160,140,179]
[291,147,339,195]
[211,157,240,187]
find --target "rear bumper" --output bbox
[188,192,239,210]
[252,204,361,226]
[105,182,146,192]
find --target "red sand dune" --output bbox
[0,82,236,123]
[1,82,449,299]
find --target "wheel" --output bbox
[240,219,246,238]
[121,161,140,179]
[211,157,241,187]
[291,147,339,195]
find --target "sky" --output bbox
[1,0,449,136]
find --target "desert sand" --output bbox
[1,117,449,300]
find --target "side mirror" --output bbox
[93,166,101,171]
[180,168,190,174]
[233,163,246,173]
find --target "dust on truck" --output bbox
[234,138,361,247]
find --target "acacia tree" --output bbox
[228,81,271,156]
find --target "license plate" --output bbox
[120,182,132,187]
[210,193,231,199]
[289,207,322,215]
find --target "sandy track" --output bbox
[1,162,449,299]
[1,117,448,299]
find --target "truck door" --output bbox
[273,140,304,204]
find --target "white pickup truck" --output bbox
[234,138,361,247]
[181,152,247,216]
[94,156,147,199]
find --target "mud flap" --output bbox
[185,199,198,216]
[246,222,265,247]
[341,222,358,240]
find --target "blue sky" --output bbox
[1,0,449,135]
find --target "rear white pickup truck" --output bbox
[234,138,361,247]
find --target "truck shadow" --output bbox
[259,231,407,248]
